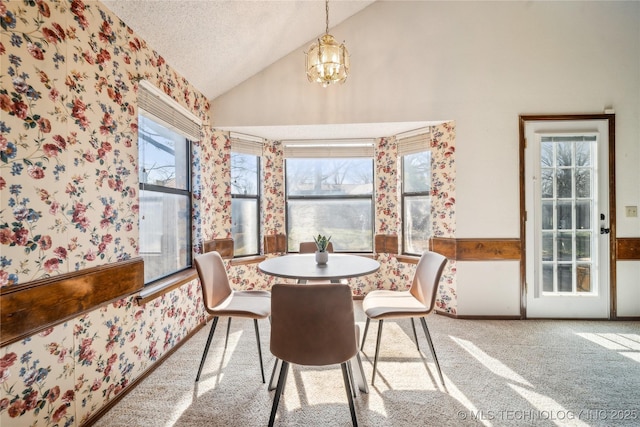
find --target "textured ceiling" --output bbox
[102,0,434,140]
[102,0,375,101]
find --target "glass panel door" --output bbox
[525,119,610,318]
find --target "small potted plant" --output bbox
[313,234,331,264]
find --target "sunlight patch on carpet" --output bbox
[450,336,532,387]
[620,352,640,363]
[509,383,591,427]
[373,362,438,391]
[167,389,201,426]
[576,332,629,350]
[359,321,421,358]
[576,332,640,364]
[444,376,493,427]
[599,333,640,350]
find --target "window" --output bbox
[399,129,432,255]
[285,157,374,252]
[138,81,200,284]
[231,149,261,256]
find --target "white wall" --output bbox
[212,1,640,316]
[617,261,640,316]
[457,261,521,317]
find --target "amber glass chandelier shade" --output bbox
[306,34,350,87]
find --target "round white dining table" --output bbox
[259,253,379,395]
[258,253,380,281]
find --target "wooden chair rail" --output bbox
[617,238,640,260]
[1,258,144,347]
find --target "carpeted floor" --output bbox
[94,302,640,427]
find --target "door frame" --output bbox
[519,113,617,319]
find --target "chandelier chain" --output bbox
[325,0,329,35]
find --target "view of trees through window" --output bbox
[286,158,373,252]
[402,151,431,254]
[138,114,191,283]
[540,135,595,293]
[231,152,260,256]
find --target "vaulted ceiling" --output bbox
[102,0,433,140]
[102,0,375,101]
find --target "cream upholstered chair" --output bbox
[361,251,447,386]
[269,283,359,426]
[194,251,271,383]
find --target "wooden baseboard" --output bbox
[435,310,523,320]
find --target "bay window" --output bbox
[231,135,262,256]
[138,81,200,284]
[399,130,432,255]
[284,140,374,252]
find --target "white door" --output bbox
[525,119,610,318]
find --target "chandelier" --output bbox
[305,0,350,87]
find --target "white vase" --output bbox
[315,251,328,265]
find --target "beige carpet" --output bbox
[94,303,640,427]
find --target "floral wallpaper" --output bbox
[363,125,458,313]
[1,281,204,426]
[261,139,285,238]
[0,0,210,285]
[1,1,209,425]
[431,122,457,314]
[0,0,458,425]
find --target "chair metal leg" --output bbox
[268,359,282,391]
[346,359,357,398]
[360,318,370,351]
[195,316,219,382]
[254,318,266,383]
[350,352,369,394]
[420,317,445,386]
[371,319,384,385]
[224,317,232,349]
[268,361,290,427]
[410,318,420,351]
[341,362,359,427]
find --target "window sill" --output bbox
[396,254,420,264]
[136,267,198,305]
[231,255,266,266]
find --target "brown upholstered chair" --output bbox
[269,283,359,426]
[299,241,335,254]
[361,251,447,386]
[194,251,271,383]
